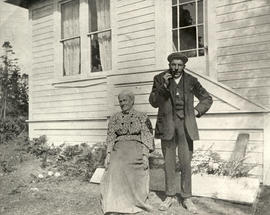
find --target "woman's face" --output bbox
[118,94,134,113]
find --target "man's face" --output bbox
[169,59,185,74]
[118,94,133,113]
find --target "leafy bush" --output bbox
[0,41,29,119]
[56,143,107,180]
[150,147,256,178]
[0,117,26,144]
[191,148,257,178]
[191,149,223,175]
[23,135,51,156]
[20,135,107,181]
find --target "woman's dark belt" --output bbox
[116,134,141,143]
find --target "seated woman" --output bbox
[100,91,154,214]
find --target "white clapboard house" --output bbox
[6,0,270,185]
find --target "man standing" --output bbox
[149,52,213,213]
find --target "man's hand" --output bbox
[104,153,111,170]
[142,154,149,170]
[163,73,172,87]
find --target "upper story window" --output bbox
[59,0,111,78]
[61,0,81,76]
[172,0,204,58]
[88,0,112,72]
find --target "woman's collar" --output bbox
[121,108,135,115]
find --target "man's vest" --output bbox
[171,77,185,119]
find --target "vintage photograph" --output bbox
[0,0,270,214]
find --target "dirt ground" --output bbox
[253,185,270,215]
[0,141,266,215]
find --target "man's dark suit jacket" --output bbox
[149,70,213,141]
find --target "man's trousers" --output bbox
[161,117,193,198]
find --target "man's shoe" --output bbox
[159,196,175,211]
[182,198,198,214]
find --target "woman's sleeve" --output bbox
[141,114,155,155]
[106,115,117,154]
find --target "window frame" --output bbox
[54,0,113,84]
[172,0,206,58]
[155,0,212,76]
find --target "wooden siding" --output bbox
[29,0,108,146]
[27,0,268,182]
[216,0,270,107]
[30,120,107,145]
[115,0,155,74]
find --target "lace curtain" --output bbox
[95,0,112,71]
[61,0,80,76]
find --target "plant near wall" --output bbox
[0,117,25,143]
[56,142,107,180]
[149,147,257,178]
[191,147,223,175]
[191,148,257,178]
[19,135,107,181]
[0,41,29,144]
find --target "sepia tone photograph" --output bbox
[0,0,270,214]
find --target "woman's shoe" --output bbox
[144,204,154,212]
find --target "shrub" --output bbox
[149,148,257,178]
[0,117,26,144]
[191,148,257,178]
[20,135,107,181]
[56,143,107,181]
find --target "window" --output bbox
[60,0,81,76]
[88,0,112,72]
[59,0,111,78]
[172,0,204,58]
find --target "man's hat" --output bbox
[167,52,188,64]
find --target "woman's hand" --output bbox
[142,154,149,170]
[104,153,111,170]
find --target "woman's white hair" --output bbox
[118,90,135,103]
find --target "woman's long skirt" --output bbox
[100,140,150,214]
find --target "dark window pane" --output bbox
[172,0,177,5]
[198,49,204,56]
[179,3,195,27]
[90,31,112,72]
[198,25,204,56]
[181,50,197,58]
[172,30,178,51]
[180,27,196,51]
[180,0,194,4]
[91,34,101,72]
[198,25,204,48]
[172,6,178,28]
[198,0,204,24]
